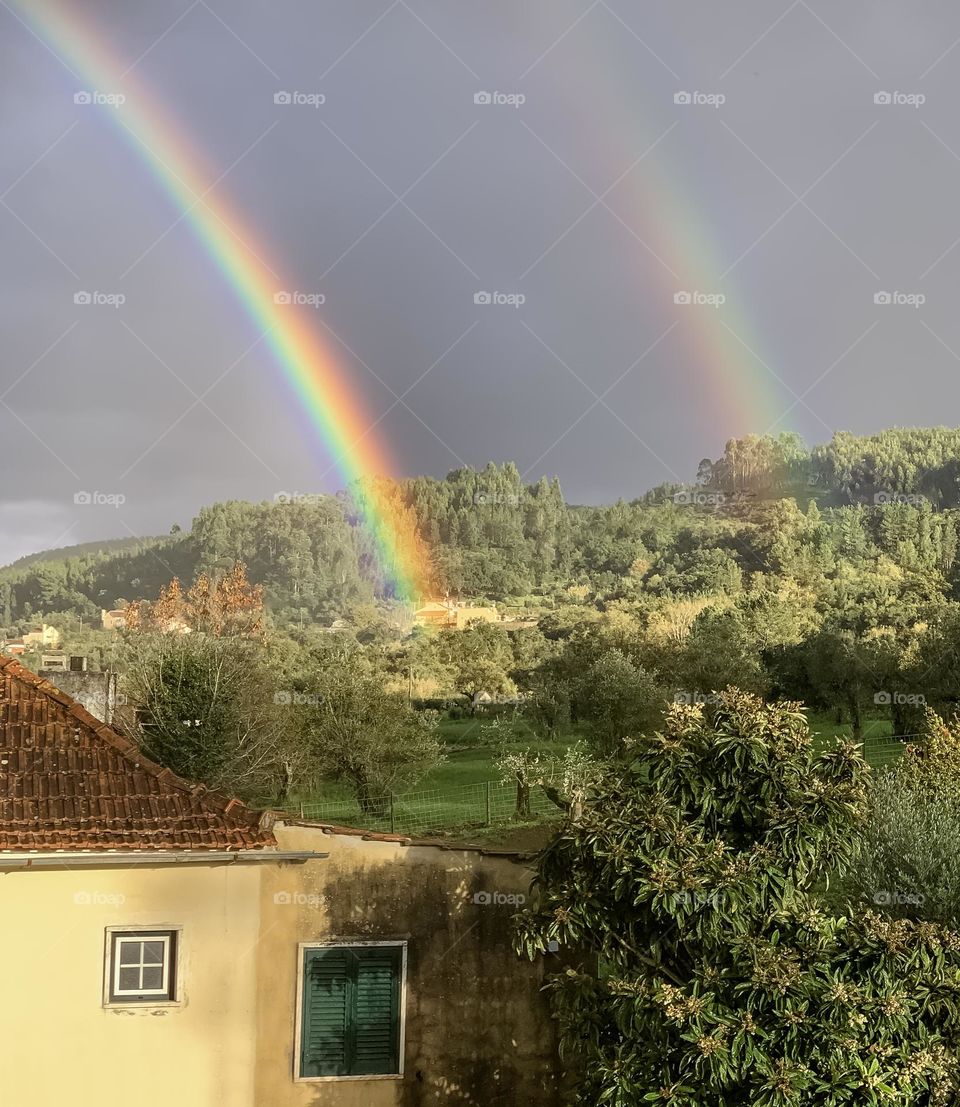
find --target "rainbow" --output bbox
[10,0,426,602]
[526,15,794,443]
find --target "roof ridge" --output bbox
[0,654,265,834]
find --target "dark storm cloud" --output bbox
[3,0,960,562]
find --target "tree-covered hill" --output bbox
[6,429,960,631]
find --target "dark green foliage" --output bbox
[517,692,960,1105]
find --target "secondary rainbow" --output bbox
[12,0,426,601]
[531,12,792,439]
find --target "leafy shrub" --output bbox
[517,691,960,1105]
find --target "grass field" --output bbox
[291,707,910,831]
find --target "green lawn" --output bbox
[292,712,574,815]
[291,707,910,826]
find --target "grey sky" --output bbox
[2,0,960,563]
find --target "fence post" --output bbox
[485,780,492,826]
[389,793,396,834]
[299,801,304,820]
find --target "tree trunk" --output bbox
[849,695,862,742]
[515,774,531,819]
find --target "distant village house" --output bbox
[413,601,500,630]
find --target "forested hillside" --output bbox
[6,430,960,633]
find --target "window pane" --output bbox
[119,941,143,966]
[118,967,141,991]
[141,966,164,991]
[142,942,165,965]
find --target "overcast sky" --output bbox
[2,0,960,563]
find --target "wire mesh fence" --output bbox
[290,734,917,836]
[292,777,559,837]
[860,734,912,770]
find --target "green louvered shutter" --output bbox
[300,948,350,1077]
[300,946,402,1078]
[353,946,402,1075]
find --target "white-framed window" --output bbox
[105,929,179,1005]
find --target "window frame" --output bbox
[293,940,407,1083]
[103,926,182,1008]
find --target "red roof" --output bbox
[0,656,275,852]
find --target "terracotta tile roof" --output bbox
[0,656,274,852]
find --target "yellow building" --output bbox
[412,601,500,630]
[0,657,558,1106]
[23,622,61,647]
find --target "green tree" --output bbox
[122,632,299,800]
[297,646,442,815]
[517,691,960,1105]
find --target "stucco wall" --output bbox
[0,833,560,1107]
[0,861,262,1107]
[257,824,561,1107]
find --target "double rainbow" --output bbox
[11,0,426,602]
